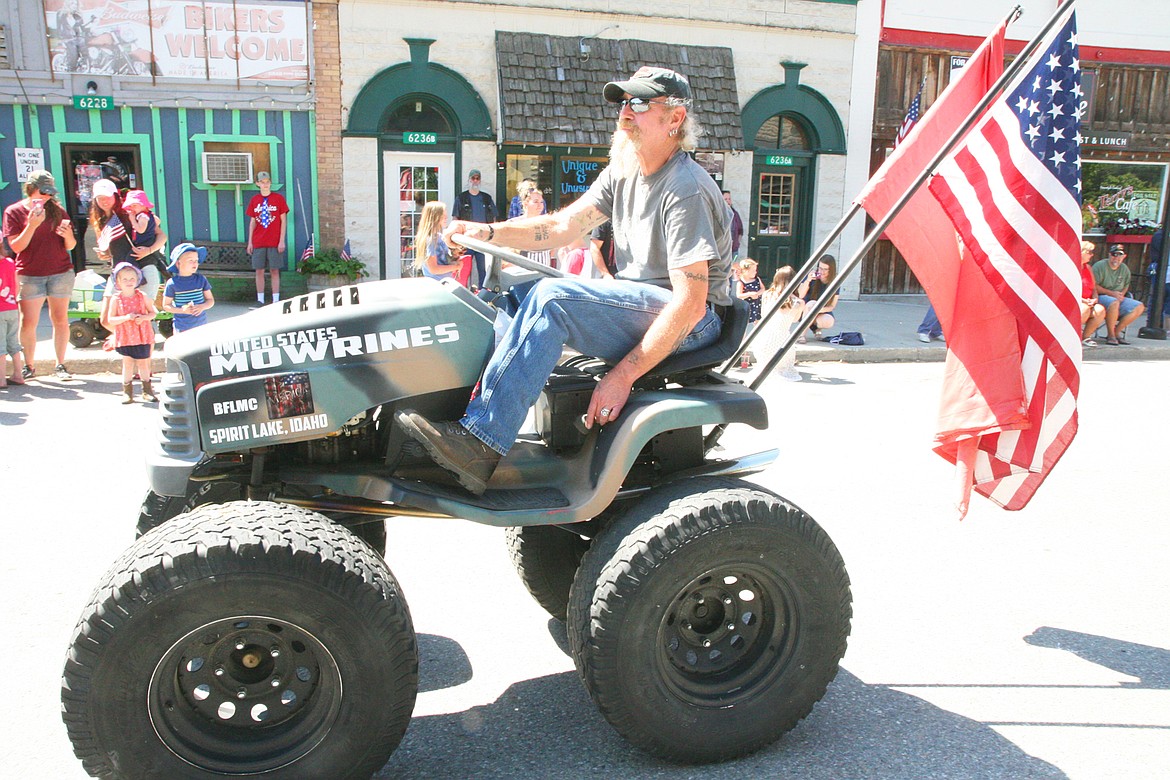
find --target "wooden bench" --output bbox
[196,241,308,300]
[199,241,253,279]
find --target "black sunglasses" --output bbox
[617,97,670,113]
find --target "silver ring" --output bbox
[600,407,611,416]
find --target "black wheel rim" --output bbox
[148,615,342,774]
[657,566,794,706]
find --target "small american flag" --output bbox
[96,214,126,252]
[895,80,925,148]
[300,234,314,262]
[340,239,352,262]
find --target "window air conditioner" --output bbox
[201,152,254,185]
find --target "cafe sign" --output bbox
[1082,131,1131,149]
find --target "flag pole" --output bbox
[708,1,1078,452]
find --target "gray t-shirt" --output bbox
[582,151,732,307]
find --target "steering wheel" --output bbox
[450,234,565,287]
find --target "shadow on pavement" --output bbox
[377,666,1065,778]
[0,381,85,421]
[417,633,474,694]
[1025,626,1170,689]
[545,618,570,656]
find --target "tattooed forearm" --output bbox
[684,270,708,282]
[534,225,550,243]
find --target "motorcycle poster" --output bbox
[45,0,308,81]
[74,163,104,213]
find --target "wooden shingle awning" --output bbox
[495,32,743,150]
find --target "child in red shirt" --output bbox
[0,253,25,387]
[105,262,158,403]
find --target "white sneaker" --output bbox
[917,332,931,343]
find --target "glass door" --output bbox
[749,154,812,280]
[382,152,454,278]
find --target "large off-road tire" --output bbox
[567,477,851,763]
[137,487,389,557]
[505,525,591,620]
[322,512,388,559]
[62,501,418,779]
[135,481,242,538]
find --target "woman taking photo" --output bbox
[2,170,77,380]
[797,254,839,340]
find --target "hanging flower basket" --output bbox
[1105,234,1153,245]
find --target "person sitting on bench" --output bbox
[1093,244,1145,345]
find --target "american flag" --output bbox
[300,234,314,262]
[96,214,126,252]
[928,12,1082,512]
[895,80,925,148]
[340,239,352,261]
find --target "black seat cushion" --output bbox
[642,298,749,379]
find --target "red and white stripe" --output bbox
[929,104,1081,511]
[96,219,126,252]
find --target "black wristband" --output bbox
[486,224,495,242]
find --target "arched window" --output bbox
[755,115,810,150]
[382,100,452,136]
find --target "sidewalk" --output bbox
[24,293,1170,377]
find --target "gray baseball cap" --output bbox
[604,66,692,103]
[26,169,58,196]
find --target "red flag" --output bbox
[857,10,1082,516]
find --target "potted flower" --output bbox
[298,247,368,291]
[1103,217,1161,245]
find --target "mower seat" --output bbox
[642,297,749,380]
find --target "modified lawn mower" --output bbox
[61,239,852,778]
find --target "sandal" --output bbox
[1116,336,1129,345]
[1106,338,1120,346]
[1082,338,1098,348]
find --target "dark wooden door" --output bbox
[749,154,812,281]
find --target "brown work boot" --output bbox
[395,410,501,495]
[141,379,157,402]
[122,382,135,404]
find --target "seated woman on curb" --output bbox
[797,254,839,341]
[1078,240,1107,347]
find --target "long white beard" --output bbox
[609,129,641,180]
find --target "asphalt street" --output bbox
[2,359,1168,779]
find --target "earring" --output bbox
[669,128,679,137]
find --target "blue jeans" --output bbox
[462,278,723,454]
[917,304,942,338]
[468,250,486,288]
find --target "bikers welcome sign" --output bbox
[45,0,308,81]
